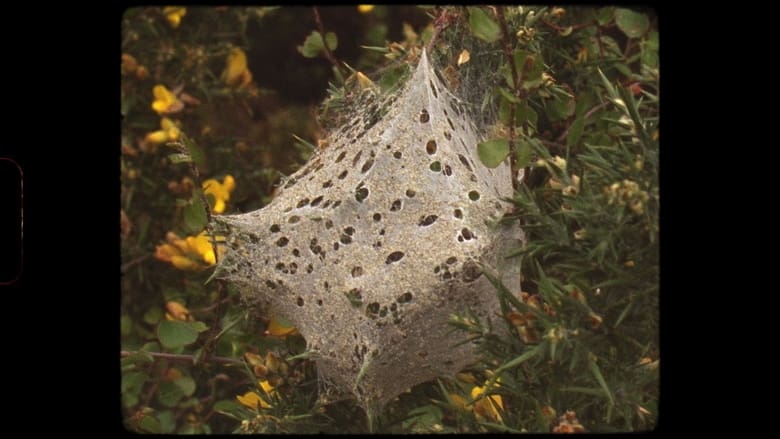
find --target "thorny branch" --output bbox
[495,6,522,192]
[313,7,342,79]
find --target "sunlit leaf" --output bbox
[468,7,501,43]
[298,31,325,58]
[138,415,161,433]
[325,32,338,51]
[158,320,199,349]
[183,194,207,234]
[478,139,510,168]
[615,8,649,38]
[516,138,533,168]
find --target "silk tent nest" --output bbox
[215,49,525,413]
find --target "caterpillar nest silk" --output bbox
[216,49,524,412]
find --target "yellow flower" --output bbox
[162,6,186,28]
[151,84,183,114]
[236,380,275,410]
[145,117,181,145]
[222,47,253,88]
[357,5,375,14]
[236,391,270,410]
[470,383,504,422]
[154,231,225,271]
[203,175,236,214]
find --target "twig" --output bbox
[425,6,454,54]
[312,7,341,76]
[495,7,521,192]
[189,296,234,314]
[121,254,150,272]
[121,350,244,366]
[555,102,609,144]
[200,281,229,363]
[540,17,593,33]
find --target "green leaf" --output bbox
[325,32,338,51]
[190,321,209,332]
[615,8,649,38]
[587,356,615,406]
[158,320,199,349]
[477,139,510,168]
[158,381,186,407]
[138,415,161,433]
[497,86,521,104]
[213,400,244,420]
[547,96,575,122]
[597,7,614,25]
[175,375,196,397]
[186,139,206,168]
[121,351,153,368]
[567,98,587,148]
[515,138,532,168]
[468,7,501,43]
[121,371,147,394]
[183,194,207,234]
[518,103,538,131]
[156,410,177,434]
[143,307,163,325]
[485,345,541,390]
[298,31,325,58]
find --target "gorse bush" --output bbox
[121,5,657,433]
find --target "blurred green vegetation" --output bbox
[121,5,657,433]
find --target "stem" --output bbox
[540,17,594,33]
[495,7,521,191]
[121,350,244,366]
[312,7,342,77]
[121,254,150,272]
[555,102,609,144]
[425,6,452,53]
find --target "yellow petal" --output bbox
[171,255,199,271]
[160,117,176,130]
[151,85,180,114]
[236,391,269,410]
[163,7,186,29]
[167,125,180,141]
[266,315,298,337]
[223,175,236,193]
[166,301,191,321]
[203,179,227,200]
[223,47,249,86]
[471,384,504,422]
[154,243,180,262]
[146,130,169,145]
[189,233,212,255]
[259,380,274,395]
[449,393,468,411]
[244,352,264,367]
[355,72,376,90]
[212,198,226,214]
